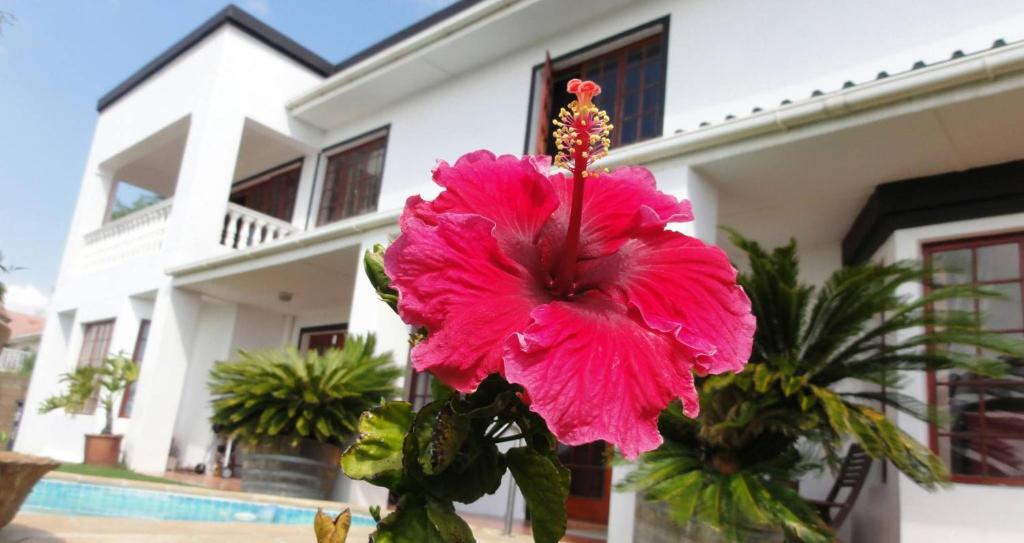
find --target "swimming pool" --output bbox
[22,479,375,526]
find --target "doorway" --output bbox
[298,324,347,355]
[558,441,612,525]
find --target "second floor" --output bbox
[60,0,1024,282]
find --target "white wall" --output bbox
[170,300,238,469]
[308,0,1024,222]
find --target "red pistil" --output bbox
[553,79,611,297]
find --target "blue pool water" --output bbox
[22,479,375,526]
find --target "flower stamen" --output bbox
[553,79,614,297]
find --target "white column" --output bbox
[648,161,720,243]
[331,231,409,507]
[160,109,246,265]
[122,285,203,473]
[607,464,639,543]
[291,153,320,229]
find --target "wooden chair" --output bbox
[809,444,872,530]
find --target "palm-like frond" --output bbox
[625,230,1024,541]
[209,333,401,446]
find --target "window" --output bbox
[229,164,301,222]
[925,233,1024,484]
[78,320,115,369]
[317,136,387,226]
[528,20,668,155]
[119,319,150,418]
[298,324,347,356]
[77,319,115,414]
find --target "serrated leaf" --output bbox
[414,402,469,475]
[506,447,569,543]
[425,498,476,543]
[373,496,475,543]
[340,401,413,490]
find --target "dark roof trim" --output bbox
[98,1,487,112]
[97,4,333,111]
[332,0,486,72]
[842,159,1024,265]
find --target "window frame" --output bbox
[229,159,304,223]
[77,319,116,415]
[315,127,390,227]
[523,16,670,155]
[78,319,115,369]
[297,323,348,356]
[924,231,1024,485]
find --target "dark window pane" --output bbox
[230,166,300,222]
[542,32,665,152]
[641,114,659,139]
[318,137,387,226]
[624,94,638,117]
[620,120,637,143]
[981,438,1024,477]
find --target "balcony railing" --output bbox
[79,198,173,273]
[0,348,31,373]
[221,203,299,250]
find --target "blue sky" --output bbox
[0,0,455,313]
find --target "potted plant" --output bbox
[208,333,400,499]
[40,353,139,466]
[623,231,1024,542]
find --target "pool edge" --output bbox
[43,471,372,517]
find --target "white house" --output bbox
[15,1,1024,541]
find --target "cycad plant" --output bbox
[40,353,139,435]
[208,333,401,446]
[623,231,1024,542]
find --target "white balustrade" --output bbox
[79,198,174,273]
[0,348,31,373]
[220,203,298,250]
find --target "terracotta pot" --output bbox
[0,451,60,528]
[83,434,123,466]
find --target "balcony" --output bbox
[220,203,299,250]
[79,198,174,273]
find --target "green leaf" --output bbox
[414,402,470,475]
[373,496,476,543]
[373,496,434,543]
[506,447,569,543]
[340,401,413,489]
[425,498,476,543]
[364,244,399,312]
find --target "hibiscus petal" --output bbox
[580,230,755,375]
[539,166,693,265]
[429,150,560,270]
[385,211,547,392]
[504,293,700,460]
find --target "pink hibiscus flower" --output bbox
[385,79,755,459]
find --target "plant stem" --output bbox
[492,433,526,444]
